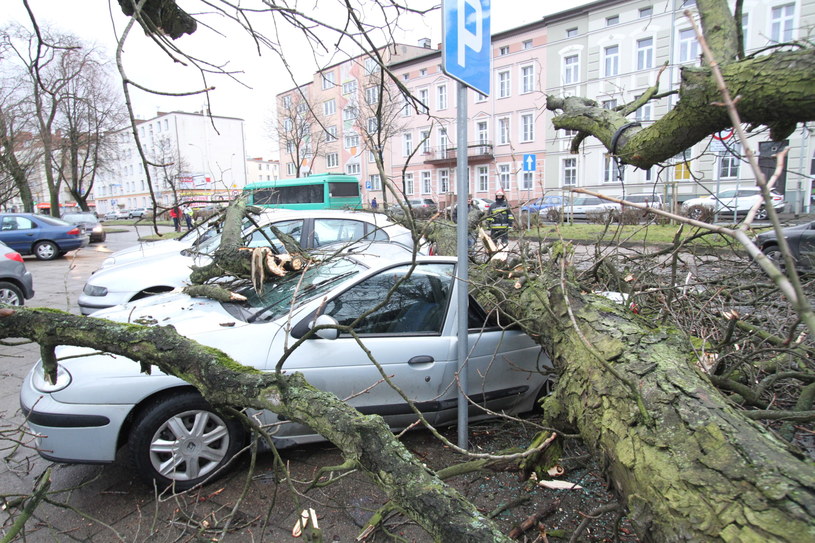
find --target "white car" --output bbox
[556,197,621,221]
[22,253,550,488]
[78,209,421,315]
[682,189,784,220]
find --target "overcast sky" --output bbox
[3,0,590,157]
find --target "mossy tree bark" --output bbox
[0,307,511,543]
[475,267,815,542]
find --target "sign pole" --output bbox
[442,0,490,451]
[455,82,469,450]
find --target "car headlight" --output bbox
[83,284,108,296]
[32,361,72,392]
[92,225,104,233]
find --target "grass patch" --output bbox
[526,222,738,247]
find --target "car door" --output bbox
[0,216,35,253]
[266,262,456,441]
[797,224,815,269]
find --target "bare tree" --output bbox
[274,88,328,178]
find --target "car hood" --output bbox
[102,238,193,268]
[756,221,815,242]
[90,291,253,338]
[88,251,203,288]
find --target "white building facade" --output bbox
[94,111,248,215]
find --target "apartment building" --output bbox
[277,0,814,211]
[94,111,248,215]
[246,157,280,185]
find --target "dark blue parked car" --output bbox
[0,213,89,260]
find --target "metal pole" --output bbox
[456,82,469,450]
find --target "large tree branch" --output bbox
[548,48,815,168]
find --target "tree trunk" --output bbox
[481,271,815,542]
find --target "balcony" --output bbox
[422,141,494,166]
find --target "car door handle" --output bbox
[408,355,434,365]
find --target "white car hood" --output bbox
[102,238,193,268]
[90,292,252,339]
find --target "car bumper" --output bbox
[21,269,34,299]
[19,371,129,463]
[78,290,132,315]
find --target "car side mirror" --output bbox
[310,314,339,340]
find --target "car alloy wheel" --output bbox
[754,206,768,220]
[33,241,58,260]
[762,245,785,269]
[0,281,24,305]
[130,392,244,489]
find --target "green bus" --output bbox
[243,174,362,210]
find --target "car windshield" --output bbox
[243,257,362,322]
[62,213,97,223]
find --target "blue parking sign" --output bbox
[442,0,491,96]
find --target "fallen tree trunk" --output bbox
[0,307,511,543]
[477,266,815,542]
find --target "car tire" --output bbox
[33,241,59,260]
[762,245,785,269]
[0,281,24,305]
[686,205,712,222]
[754,206,768,221]
[130,391,245,490]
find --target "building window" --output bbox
[566,27,578,38]
[421,171,432,193]
[326,153,339,168]
[438,127,449,151]
[365,86,379,105]
[742,14,750,50]
[498,117,510,145]
[342,80,357,95]
[405,172,414,195]
[771,4,795,42]
[368,150,376,163]
[418,88,429,114]
[498,164,511,191]
[634,97,652,122]
[343,105,357,121]
[367,117,378,133]
[604,156,625,183]
[437,84,448,110]
[520,171,534,191]
[403,133,413,156]
[420,68,427,76]
[498,70,511,98]
[346,162,361,175]
[420,130,431,153]
[369,174,382,190]
[602,99,618,110]
[523,39,532,50]
[562,158,577,186]
[402,94,412,117]
[639,6,652,18]
[287,162,296,175]
[521,65,534,93]
[365,57,379,74]
[606,15,619,26]
[719,146,741,178]
[604,45,619,77]
[637,37,654,70]
[521,113,534,142]
[476,121,489,144]
[344,133,360,148]
[673,149,692,180]
[323,99,336,116]
[475,91,488,103]
[282,95,292,108]
[477,166,489,192]
[499,45,510,55]
[679,28,699,63]
[321,71,335,89]
[439,169,450,193]
[563,55,579,84]
[326,125,337,142]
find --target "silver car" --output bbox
[22,253,549,488]
[78,209,420,315]
[0,240,34,305]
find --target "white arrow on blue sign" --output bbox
[523,153,537,171]
[442,0,491,96]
